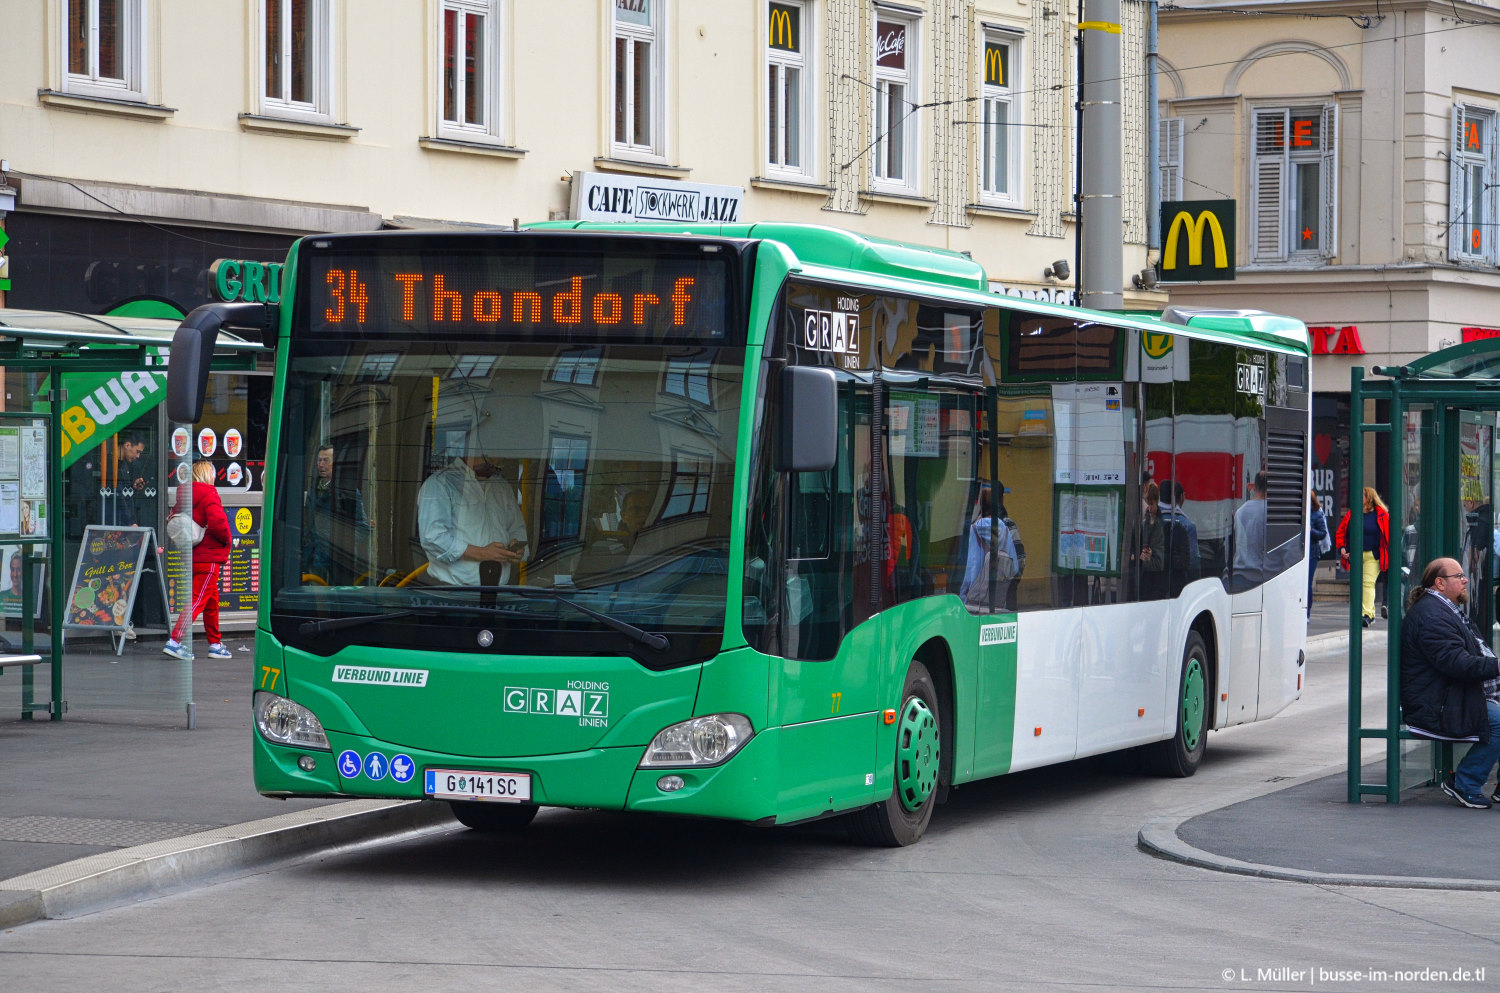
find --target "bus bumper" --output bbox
[256,724,783,823]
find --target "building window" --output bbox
[612,0,664,157]
[261,0,331,120]
[542,434,589,544]
[766,1,813,177]
[980,33,1019,204]
[1158,116,1184,203]
[63,0,144,100]
[663,450,711,518]
[1250,106,1337,263]
[1451,105,1497,264]
[439,0,504,142]
[550,348,601,386]
[872,14,918,191]
[663,353,711,405]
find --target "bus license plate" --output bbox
[425,768,532,804]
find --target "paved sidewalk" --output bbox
[2,599,1494,931]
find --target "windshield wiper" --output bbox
[444,585,670,652]
[300,609,421,636]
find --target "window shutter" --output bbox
[1251,110,1287,263]
[1450,104,1466,261]
[1320,103,1338,259]
[1159,117,1184,202]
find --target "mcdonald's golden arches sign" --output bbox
[769,3,800,52]
[984,42,1008,87]
[1158,200,1236,282]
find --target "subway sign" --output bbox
[1158,200,1236,282]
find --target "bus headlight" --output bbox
[254,691,330,750]
[639,714,753,767]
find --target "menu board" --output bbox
[222,504,262,612]
[65,526,160,630]
[164,501,261,614]
[0,416,50,540]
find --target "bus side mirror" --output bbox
[777,365,837,472]
[166,302,266,422]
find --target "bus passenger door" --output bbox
[774,376,881,821]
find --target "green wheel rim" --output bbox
[896,695,940,812]
[1181,655,1206,751]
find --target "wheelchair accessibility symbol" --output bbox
[337,750,362,779]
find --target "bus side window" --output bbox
[788,470,832,559]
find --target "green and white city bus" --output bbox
[168,223,1311,846]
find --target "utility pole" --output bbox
[1079,0,1123,311]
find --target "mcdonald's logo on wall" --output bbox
[769,3,800,52]
[1158,200,1236,282]
[984,42,1008,87]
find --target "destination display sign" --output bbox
[304,244,734,340]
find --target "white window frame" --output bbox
[979,31,1020,206]
[872,11,919,194]
[438,0,505,143]
[1249,104,1337,264]
[1451,104,1498,265]
[1158,116,1184,203]
[765,0,815,179]
[61,0,146,101]
[259,0,333,122]
[610,0,667,159]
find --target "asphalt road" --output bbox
[3,641,1496,992]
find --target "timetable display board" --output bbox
[0,415,50,541]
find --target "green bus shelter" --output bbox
[1348,338,1500,802]
[0,308,262,721]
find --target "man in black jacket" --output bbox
[1401,557,1500,808]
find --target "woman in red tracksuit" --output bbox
[1336,486,1390,628]
[163,461,232,661]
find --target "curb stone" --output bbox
[0,799,455,929]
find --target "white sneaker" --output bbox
[207,643,233,660]
[162,640,192,662]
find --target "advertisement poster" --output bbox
[0,417,50,540]
[65,526,155,630]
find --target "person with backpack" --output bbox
[960,484,1018,611]
[1159,478,1200,596]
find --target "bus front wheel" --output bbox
[1144,631,1209,777]
[845,660,941,847]
[449,800,540,833]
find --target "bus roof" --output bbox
[492,221,1309,355]
[525,220,990,292]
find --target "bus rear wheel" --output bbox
[449,801,539,833]
[1144,631,1209,777]
[845,660,941,847]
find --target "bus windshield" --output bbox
[269,336,744,667]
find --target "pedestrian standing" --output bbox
[1308,493,1329,617]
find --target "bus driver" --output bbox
[417,452,529,586]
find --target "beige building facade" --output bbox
[0,0,1162,315]
[1157,0,1500,530]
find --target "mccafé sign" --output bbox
[1158,200,1236,282]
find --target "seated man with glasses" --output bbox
[1400,557,1500,808]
